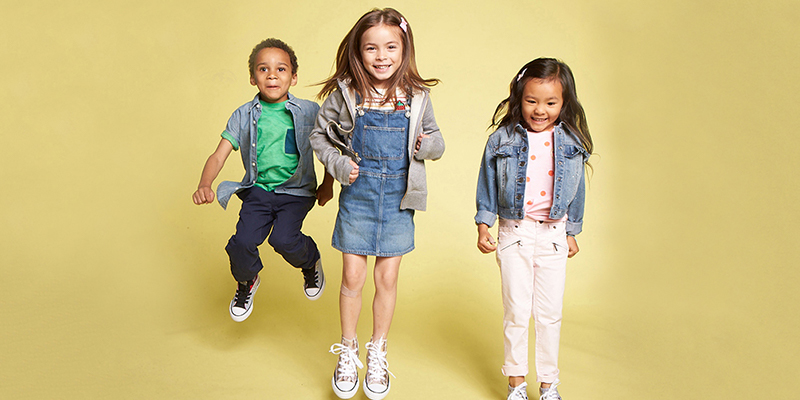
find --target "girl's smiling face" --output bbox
[521,78,563,132]
[360,24,403,89]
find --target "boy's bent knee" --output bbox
[226,235,259,254]
[266,230,302,252]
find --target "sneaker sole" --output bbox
[363,380,390,400]
[304,263,326,301]
[331,376,358,399]
[230,277,260,322]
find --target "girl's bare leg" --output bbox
[340,253,368,339]
[371,256,402,340]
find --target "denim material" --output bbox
[217,93,321,210]
[332,108,414,256]
[226,187,320,282]
[475,122,589,236]
[309,80,444,211]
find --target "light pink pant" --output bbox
[496,217,568,383]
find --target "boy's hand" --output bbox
[193,139,233,206]
[567,235,579,258]
[348,160,359,184]
[193,186,215,205]
[414,133,429,154]
[316,172,334,206]
[477,223,497,254]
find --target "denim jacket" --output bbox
[309,80,444,211]
[216,93,321,210]
[475,122,589,236]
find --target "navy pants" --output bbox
[226,187,320,283]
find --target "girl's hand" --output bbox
[414,133,430,154]
[192,186,215,205]
[567,235,579,258]
[348,160,359,184]
[477,223,497,254]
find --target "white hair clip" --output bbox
[399,17,408,33]
[517,68,527,82]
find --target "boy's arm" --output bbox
[192,138,234,205]
[316,171,335,206]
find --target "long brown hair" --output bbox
[492,58,593,155]
[317,8,439,105]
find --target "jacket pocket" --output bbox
[563,144,588,159]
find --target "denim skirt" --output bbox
[332,107,415,256]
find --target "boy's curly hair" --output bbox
[248,38,298,78]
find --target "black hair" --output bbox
[248,38,298,78]
[491,58,593,155]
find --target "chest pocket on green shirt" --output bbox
[285,128,298,155]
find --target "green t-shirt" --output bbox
[223,100,298,191]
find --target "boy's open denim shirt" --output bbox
[216,93,321,209]
[475,122,589,236]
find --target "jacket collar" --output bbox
[247,92,298,110]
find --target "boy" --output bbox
[193,38,334,322]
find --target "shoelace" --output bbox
[365,340,395,385]
[329,343,363,382]
[303,268,319,288]
[539,380,561,400]
[509,382,528,400]
[233,281,252,308]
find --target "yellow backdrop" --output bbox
[3,1,799,399]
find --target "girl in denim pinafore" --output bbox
[311,8,445,400]
[333,101,414,256]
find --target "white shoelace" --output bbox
[365,339,395,385]
[539,380,561,400]
[329,343,363,382]
[508,382,528,400]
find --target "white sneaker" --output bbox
[330,337,362,399]
[363,337,394,400]
[229,275,259,322]
[539,380,562,400]
[508,382,528,400]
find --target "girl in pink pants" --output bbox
[475,58,593,400]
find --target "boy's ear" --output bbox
[290,73,298,87]
[250,75,257,86]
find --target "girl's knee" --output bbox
[535,312,563,326]
[341,266,367,290]
[374,269,398,292]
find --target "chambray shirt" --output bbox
[217,93,321,209]
[475,122,589,236]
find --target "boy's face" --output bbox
[250,47,297,103]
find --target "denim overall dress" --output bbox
[332,102,415,257]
